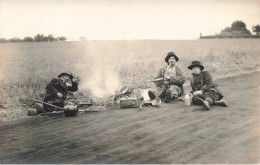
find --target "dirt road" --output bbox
[0,72,259,163]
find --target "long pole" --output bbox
[31,98,65,111]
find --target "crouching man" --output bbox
[148,52,186,103]
[41,72,78,113]
[188,61,228,110]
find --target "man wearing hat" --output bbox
[188,61,228,110]
[42,71,79,112]
[148,52,186,103]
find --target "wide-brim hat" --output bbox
[119,86,129,95]
[165,52,179,63]
[58,72,74,79]
[188,61,204,70]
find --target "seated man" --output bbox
[148,52,186,103]
[188,60,228,110]
[42,71,78,113]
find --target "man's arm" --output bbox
[190,79,196,93]
[68,79,78,92]
[169,66,186,85]
[45,78,62,97]
[45,78,60,95]
[201,71,216,92]
[154,68,165,86]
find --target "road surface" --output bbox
[0,72,259,163]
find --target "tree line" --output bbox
[221,21,260,36]
[200,21,260,39]
[0,34,67,43]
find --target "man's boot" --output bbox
[152,98,162,106]
[214,100,228,107]
[165,89,172,103]
[148,90,156,100]
[195,97,211,110]
[202,100,211,110]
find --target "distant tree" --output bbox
[252,24,260,36]
[79,36,87,41]
[57,36,67,41]
[23,37,34,42]
[242,29,251,35]
[9,37,22,42]
[1,34,68,43]
[0,38,7,43]
[42,36,49,42]
[231,20,247,31]
[46,34,57,42]
[34,34,45,42]
[222,27,232,32]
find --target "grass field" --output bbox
[0,39,259,121]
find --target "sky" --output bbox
[0,0,259,40]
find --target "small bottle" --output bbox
[184,93,191,106]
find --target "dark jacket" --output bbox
[190,71,224,99]
[44,78,78,102]
[155,65,186,93]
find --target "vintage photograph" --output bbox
[0,0,259,163]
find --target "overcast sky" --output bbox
[0,0,259,40]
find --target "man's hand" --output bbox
[57,92,63,98]
[163,76,170,85]
[164,75,170,80]
[193,90,203,96]
[155,81,163,86]
[72,78,79,83]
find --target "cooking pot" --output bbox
[64,105,78,117]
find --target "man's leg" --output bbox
[192,95,211,110]
[204,91,228,107]
[165,85,181,103]
[43,98,65,112]
[148,85,167,100]
[43,103,56,112]
[192,95,205,105]
[52,99,65,109]
[214,99,228,107]
[42,97,56,113]
[193,92,215,110]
